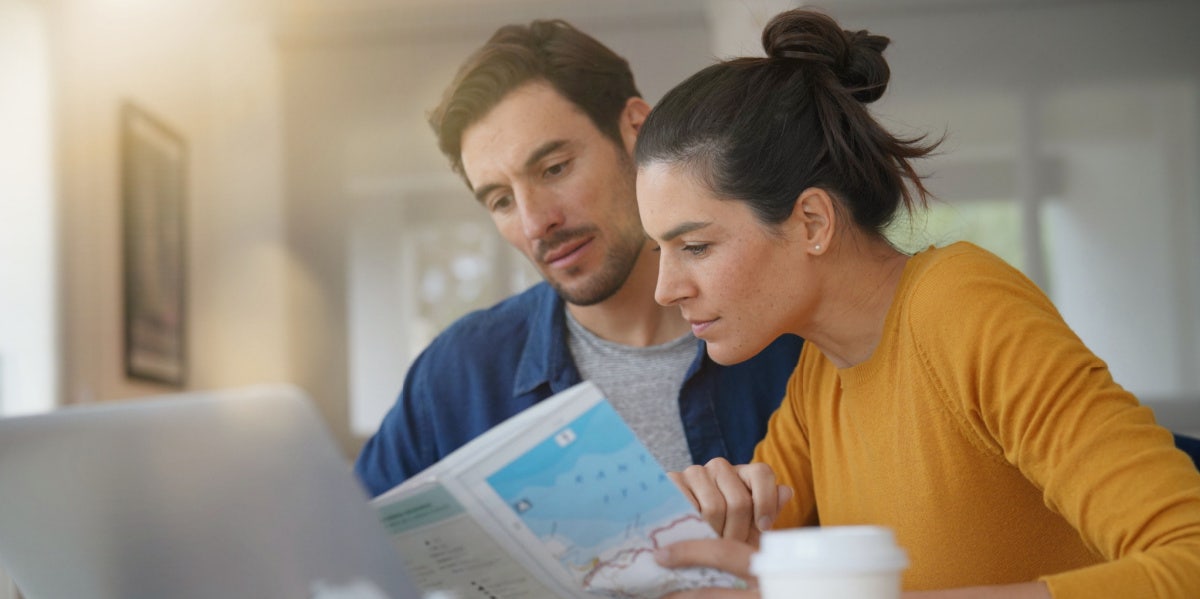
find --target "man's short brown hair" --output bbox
[429,19,641,182]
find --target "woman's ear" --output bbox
[792,187,836,255]
[621,97,652,155]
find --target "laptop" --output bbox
[0,384,421,599]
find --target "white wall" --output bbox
[0,0,57,417]
[49,0,292,405]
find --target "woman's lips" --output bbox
[689,318,716,336]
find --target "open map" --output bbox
[485,401,741,598]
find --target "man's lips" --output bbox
[541,237,592,266]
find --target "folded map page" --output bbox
[373,382,743,598]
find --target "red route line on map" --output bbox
[579,514,705,590]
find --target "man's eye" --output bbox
[683,244,709,257]
[544,160,569,178]
[489,195,513,212]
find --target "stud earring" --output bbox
[814,244,822,251]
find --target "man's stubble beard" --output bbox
[548,229,645,307]
[547,149,644,307]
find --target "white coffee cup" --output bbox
[750,525,908,599]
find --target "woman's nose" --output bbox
[654,254,693,307]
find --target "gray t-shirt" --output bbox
[565,311,696,473]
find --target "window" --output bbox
[346,177,538,435]
[0,0,57,416]
[882,79,1200,402]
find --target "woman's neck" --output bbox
[799,238,910,369]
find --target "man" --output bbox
[354,18,803,497]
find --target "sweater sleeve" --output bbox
[907,247,1200,598]
[751,344,821,530]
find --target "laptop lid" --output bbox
[0,384,420,599]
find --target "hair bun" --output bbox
[762,9,892,104]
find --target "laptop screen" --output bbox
[0,385,420,599]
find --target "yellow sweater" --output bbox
[754,242,1200,598]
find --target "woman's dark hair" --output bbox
[430,19,641,179]
[635,9,937,237]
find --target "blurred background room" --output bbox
[1,1,1198,591]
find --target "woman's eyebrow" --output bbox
[659,220,711,242]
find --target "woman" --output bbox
[634,7,1200,599]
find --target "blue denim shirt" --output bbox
[354,282,804,497]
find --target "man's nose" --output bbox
[517,187,565,241]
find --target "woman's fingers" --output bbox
[656,538,761,598]
[710,460,755,541]
[655,538,757,581]
[677,458,756,540]
[734,463,790,533]
[670,459,791,543]
[677,462,731,537]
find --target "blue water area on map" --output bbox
[486,401,693,552]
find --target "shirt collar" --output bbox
[512,283,579,396]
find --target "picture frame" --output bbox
[120,102,187,386]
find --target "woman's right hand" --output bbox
[668,458,793,546]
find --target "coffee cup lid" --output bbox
[750,525,909,575]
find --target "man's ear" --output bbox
[791,187,836,255]
[620,97,652,155]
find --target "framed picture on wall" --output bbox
[120,102,187,386]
